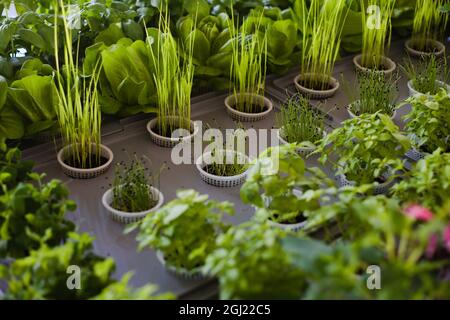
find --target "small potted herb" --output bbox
[127,189,234,279]
[224,11,273,122]
[295,0,349,99]
[405,0,447,58]
[241,144,334,231]
[196,149,249,187]
[203,222,305,299]
[315,112,410,194]
[344,71,399,119]
[392,149,450,212]
[102,156,164,224]
[403,89,450,160]
[353,0,396,76]
[146,10,199,147]
[402,56,449,97]
[54,6,113,179]
[276,94,326,156]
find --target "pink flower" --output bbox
[443,224,450,253]
[403,204,434,222]
[426,234,438,259]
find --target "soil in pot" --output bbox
[64,154,109,169]
[270,212,306,225]
[203,164,246,177]
[232,102,268,114]
[410,41,441,54]
[153,124,193,139]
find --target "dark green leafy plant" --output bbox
[276,94,325,145]
[403,88,450,153]
[112,156,163,213]
[204,222,305,299]
[0,173,75,259]
[128,189,234,271]
[392,149,450,211]
[315,112,410,184]
[0,146,33,193]
[0,75,24,143]
[241,144,334,224]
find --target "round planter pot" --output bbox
[407,80,450,97]
[263,190,306,232]
[405,38,445,58]
[353,54,396,76]
[276,127,325,157]
[147,117,199,148]
[156,251,207,280]
[57,144,113,179]
[224,93,273,122]
[405,134,431,162]
[102,185,164,224]
[196,150,249,187]
[346,101,397,120]
[294,73,339,100]
[336,172,395,195]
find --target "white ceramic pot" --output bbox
[57,144,114,179]
[353,54,396,76]
[294,73,339,100]
[405,38,445,58]
[156,251,207,280]
[407,80,450,97]
[346,101,397,120]
[147,117,199,148]
[196,150,249,187]
[336,172,395,195]
[276,127,325,157]
[224,93,273,122]
[102,185,164,224]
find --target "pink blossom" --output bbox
[426,234,438,259]
[403,204,434,222]
[443,224,450,253]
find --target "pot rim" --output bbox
[224,92,273,117]
[196,149,250,181]
[293,72,340,95]
[57,143,114,174]
[147,117,199,142]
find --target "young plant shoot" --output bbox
[53,0,103,169]
[228,10,268,113]
[277,94,325,146]
[344,71,399,116]
[148,9,195,138]
[360,0,396,69]
[411,0,448,52]
[299,0,349,90]
[112,155,163,213]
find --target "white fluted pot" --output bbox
[156,251,207,280]
[147,117,199,148]
[294,73,339,99]
[405,39,445,58]
[276,128,325,157]
[353,54,396,76]
[224,93,273,122]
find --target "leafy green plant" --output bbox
[276,94,325,145]
[315,112,410,184]
[148,8,195,138]
[0,75,24,143]
[360,0,395,69]
[0,146,33,192]
[0,232,113,299]
[53,0,103,169]
[403,88,450,153]
[343,71,399,116]
[203,150,247,177]
[392,149,450,211]
[0,172,75,259]
[411,0,448,52]
[204,222,305,299]
[228,9,268,113]
[112,155,163,213]
[401,55,449,95]
[241,144,334,224]
[298,0,349,90]
[128,189,234,271]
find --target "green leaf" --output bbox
[95,24,125,46]
[0,105,24,140]
[18,28,46,49]
[122,20,144,41]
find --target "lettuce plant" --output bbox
[403,89,450,153]
[315,112,410,184]
[204,222,305,299]
[0,75,24,144]
[128,189,234,271]
[0,146,33,193]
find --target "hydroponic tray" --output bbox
[21,89,336,299]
